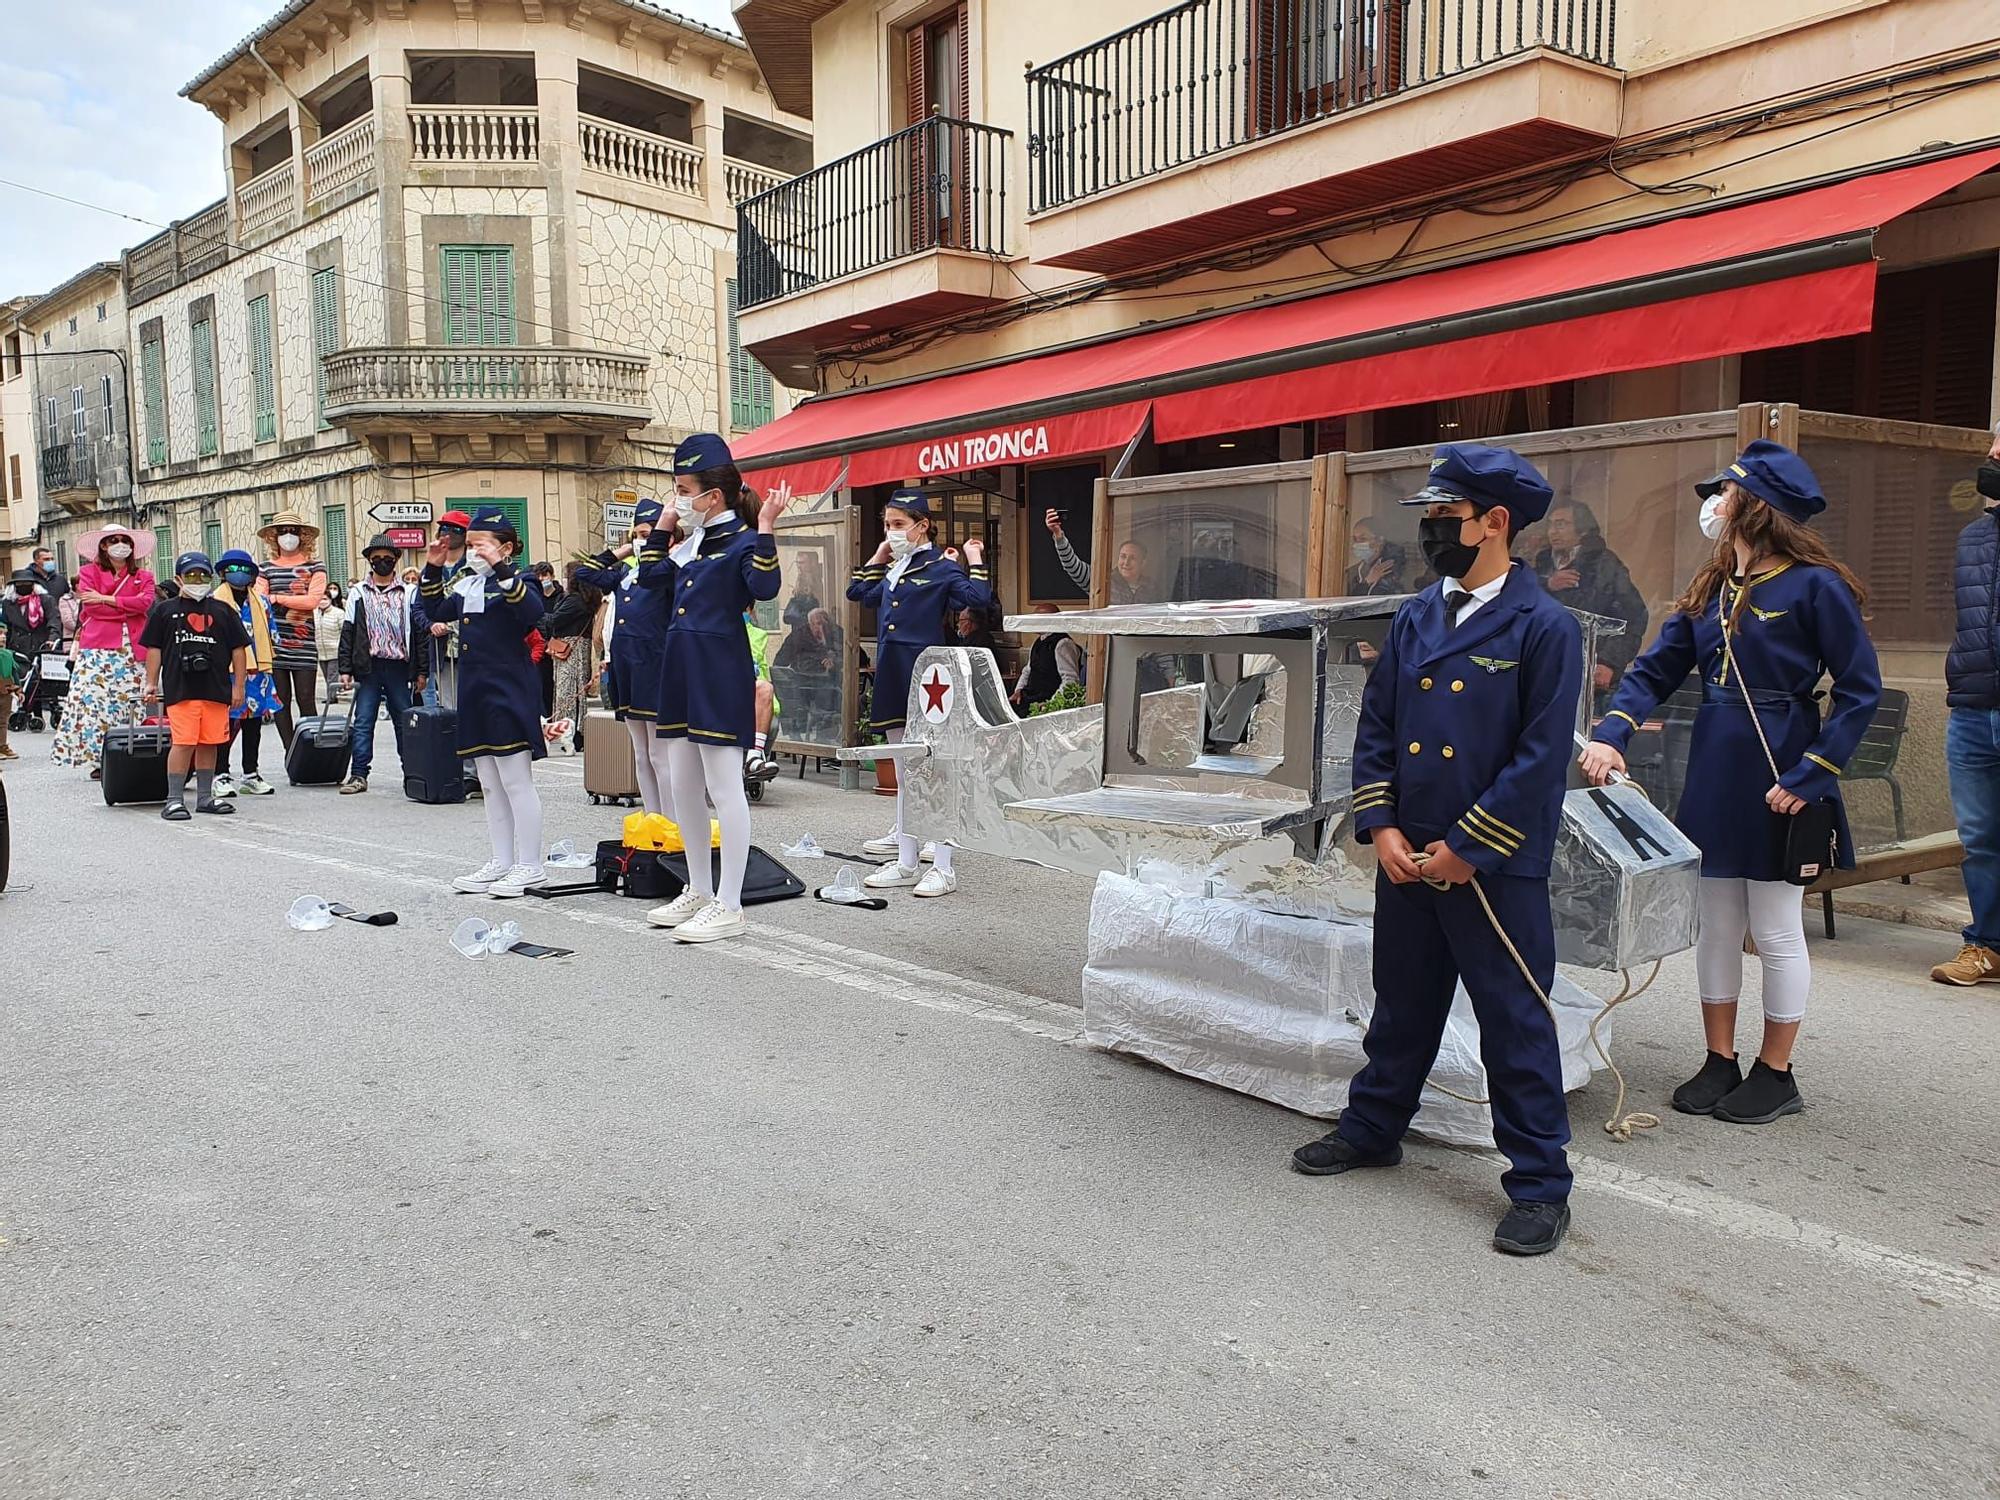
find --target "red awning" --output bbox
[735,147,2000,484]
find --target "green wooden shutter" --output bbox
[311,268,340,430]
[203,519,223,561]
[726,278,774,430]
[141,337,168,466]
[248,296,277,443]
[440,246,514,347]
[321,504,349,583]
[192,318,219,456]
[154,525,174,563]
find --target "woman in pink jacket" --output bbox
[51,524,158,776]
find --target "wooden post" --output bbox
[1305,451,1328,597]
[1770,402,1801,448]
[1735,401,1769,453]
[1318,451,1352,597]
[1085,475,1113,705]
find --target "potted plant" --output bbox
[855,676,896,795]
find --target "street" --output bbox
[1,742,1995,1500]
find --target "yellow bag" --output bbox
[622,811,721,852]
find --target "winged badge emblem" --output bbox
[1749,606,1788,622]
[1469,656,1519,674]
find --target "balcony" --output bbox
[320,346,652,439]
[236,161,296,240]
[726,158,791,206]
[735,116,1013,384]
[1026,0,1622,273]
[304,114,379,202]
[410,105,542,166]
[40,444,99,513]
[581,116,703,197]
[127,200,235,305]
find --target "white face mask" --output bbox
[467,553,493,576]
[885,530,915,561]
[180,583,212,601]
[278,533,301,551]
[106,542,133,561]
[1351,541,1377,564]
[674,493,700,529]
[1698,495,1728,541]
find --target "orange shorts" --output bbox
[166,699,232,747]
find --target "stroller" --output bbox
[9,650,69,733]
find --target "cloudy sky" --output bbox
[0,0,740,300]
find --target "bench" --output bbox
[1805,830,1964,938]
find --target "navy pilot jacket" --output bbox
[1351,563,1583,878]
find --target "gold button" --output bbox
[1451,680,1464,692]
[1442,745,1455,759]
[888,624,896,631]
[1419,677,1433,690]
[677,607,686,615]
[1408,741,1421,754]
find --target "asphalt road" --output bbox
[1,731,1995,1500]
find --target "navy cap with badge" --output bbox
[1693,439,1826,523]
[633,496,665,527]
[884,486,932,518]
[174,550,215,579]
[467,508,517,539]
[674,432,735,474]
[1402,441,1555,527]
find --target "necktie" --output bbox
[1445,588,1474,625]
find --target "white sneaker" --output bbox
[860,832,901,858]
[864,862,921,890]
[672,902,746,943]
[646,889,708,929]
[237,774,275,796]
[453,858,509,893]
[211,774,237,799]
[919,842,937,864]
[488,864,548,899]
[912,867,958,898]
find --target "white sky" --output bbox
[0,0,741,301]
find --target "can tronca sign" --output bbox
[917,424,1052,476]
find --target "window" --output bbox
[40,331,49,348]
[192,316,219,456]
[97,302,107,321]
[100,374,115,437]
[141,336,168,466]
[204,519,223,561]
[454,497,530,561]
[71,386,87,447]
[247,294,278,443]
[67,317,77,335]
[7,454,19,502]
[43,396,60,449]
[725,278,773,430]
[439,246,516,346]
[154,525,173,563]
[311,267,342,430]
[320,504,349,582]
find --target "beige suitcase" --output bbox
[583,709,641,807]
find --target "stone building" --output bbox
[0,297,43,573]
[114,0,808,579]
[727,0,2000,827]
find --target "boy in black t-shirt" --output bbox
[140,552,250,821]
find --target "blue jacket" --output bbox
[1949,512,2000,710]
[638,514,781,634]
[1351,564,1582,878]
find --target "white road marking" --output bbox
[189,822,2000,1317]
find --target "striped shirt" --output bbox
[262,559,327,669]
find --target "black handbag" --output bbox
[1721,628,1838,886]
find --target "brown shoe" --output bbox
[1930,944,2000,986]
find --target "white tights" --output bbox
[625,718,665,815]
[1696,877,1810,1024]
[888,727,953,875]
[665,738,753,910]
[474,752,543,871]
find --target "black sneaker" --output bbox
[1712,1059,1803,1124]
[1493,1201,1571,1256]
[161,801,191,822]
[196,798,236,816]
[1671,1050,1742,1116]
[1290,1129,1402,1176]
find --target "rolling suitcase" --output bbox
[402,702,466,805]
[101,718,172,805]
[584,709,641,807]
[285,700,354,786]
[656,847,806,907]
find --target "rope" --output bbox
[1408,847,1662,1145]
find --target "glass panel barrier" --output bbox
[769,516,851,755]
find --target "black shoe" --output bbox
[1671,1050,1742,1116]
[1493,1201,1571,1256]
[160,801,191,822]
[1290,1130,1402,1176]
[196,798,235,815]
[1712,1059,1803,1124]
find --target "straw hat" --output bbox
[78,524,156,560]
[257,509,321,545]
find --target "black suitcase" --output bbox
[101,721,172,805]
[285,705,354,786]
[656,846,806,907]
[402,703,466,804]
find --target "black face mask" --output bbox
[1977,461,2000,507]
[369,556,397,577]
[13,585,30,597]
[1418,515,1485,581]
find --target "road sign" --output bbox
[604,502,637,529]
[370,501,433,525]
[385,527,428,550]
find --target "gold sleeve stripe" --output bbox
[1353,780,1392,792]
[751,557,780,570]
[1470,803,1525,840]
[1353,793,1395,810]
[1462,809,1522,851]
[1455,819,1515,858]
[1804,752,1842,776]
[1606,709,1641,730]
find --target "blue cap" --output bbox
[1402,443,1554,526]
[674,432,734,474]
[217,549,258,574]
[633,497,665,527]
[885,487,932,519]
[1695,439,1826,523]
[174,550,215,578]
[467,508,517,539]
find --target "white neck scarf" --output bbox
[887,541,931,589]
[670,510,713,567]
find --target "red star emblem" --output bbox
[921,668,951,714]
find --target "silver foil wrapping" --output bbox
[1550,784,1702,969]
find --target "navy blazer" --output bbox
[1351,563,1583,878]
[640,514,781,634]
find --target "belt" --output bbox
[1702,682,1814,709]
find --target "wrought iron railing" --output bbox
[320,346,651,420]
[736,116,1011,309]
[1027,0,1616,211]
[40,444,96,493]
